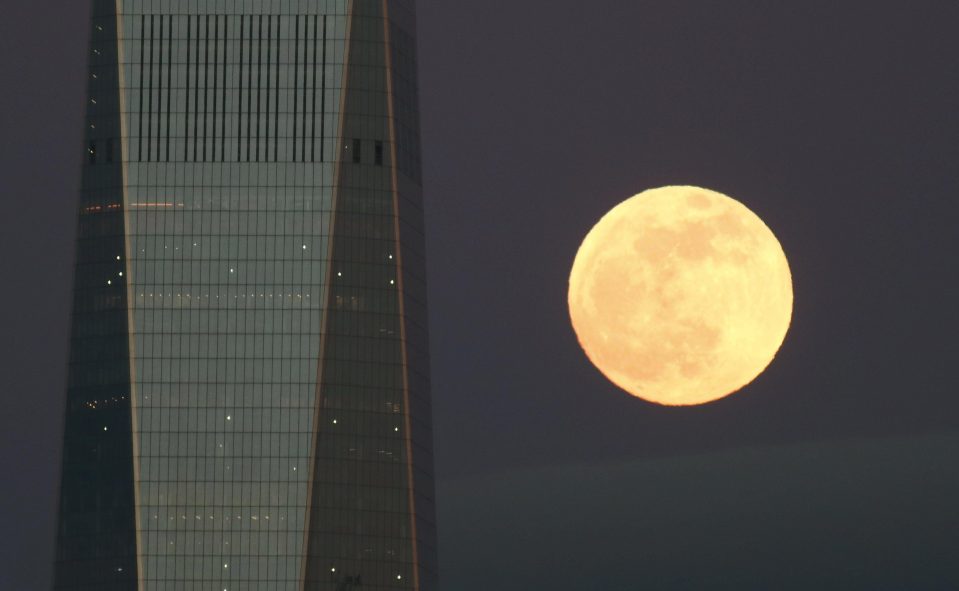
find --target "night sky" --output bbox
[2,1,959,589]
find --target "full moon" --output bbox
[568,186,793,406]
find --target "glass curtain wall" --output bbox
[55,1,435,590]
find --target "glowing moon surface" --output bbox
[568,186,793,406]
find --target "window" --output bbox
[88,141,97,165]
[374,140,383,166]
[352,138,361,163]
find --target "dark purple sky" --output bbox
[3,1,959,588]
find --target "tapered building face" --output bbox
[54,1,435,589]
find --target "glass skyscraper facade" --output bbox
[53,1,436,589]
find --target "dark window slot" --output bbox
[238,15,245,162]
[245,16,253,162]
[300,17,316,162]
[203,15,211,162]
[192,14,200,162]
[375,141,384,166]
[273,16,279,162]
[321,15,327,163]
[212,14,220,162]
[220,15,227,163]
[310,15,318,162]
[165,15,172,161]
[256,15,263,162]
[106,138,114,163]
[147,15,155,162]
[153,15,162,162]
[353,139,362,164]
[88,141,97,165]
[137,15,145,162]
[293,15,300,162]
[265,15,273,162]
[184,15,192,161]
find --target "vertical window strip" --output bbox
[256,15,263,163]
[238,15,245,162]
[246,15,253,163]
[203,15,211,162]
[138,15,145,162]
[221,15,228,164]
[184,15,192,162]
[321,15,327,163]
[310,15,319,162]
[273,15,280,163]
[147,15,155,162]
[265,15,273,163]
[303,15,313,162]
[293,15,300,162]
[154,14,162,163]
[165,15,172,162]
[193,14,200,162]
[212,14,220,162]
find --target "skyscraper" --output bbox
[53,1,436,589]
